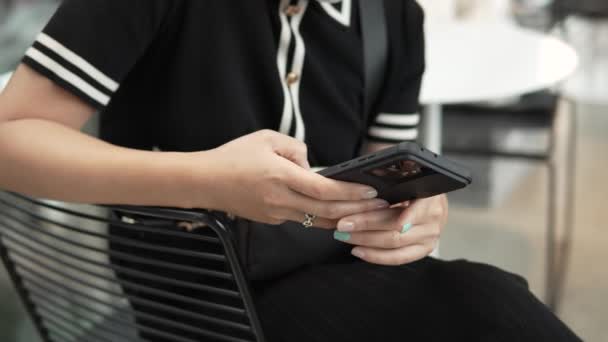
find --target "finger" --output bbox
[284,190,390,220]
[351,243,433,266]
[390,201,411,209]
[336,208,402,232]
[265,130,311,169]
[281,159,379,201]
[398,195,446,227]
[333,223,438,249]
[396,198,426,227]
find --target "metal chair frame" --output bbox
[0,191,266,342]
[442,96,578,311]
[553,0,608,21]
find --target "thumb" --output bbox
[267,131,310,169]
[398,200,421,227]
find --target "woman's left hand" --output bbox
[333,194,448,266]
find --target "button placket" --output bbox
[286,72,300,85]
[285,4,302,16]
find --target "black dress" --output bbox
[252,256,581,342]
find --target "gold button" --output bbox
[286,72,300,85]
[285,5,302,16]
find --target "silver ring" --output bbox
[302,213,316,228]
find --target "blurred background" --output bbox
[0,0,606,341]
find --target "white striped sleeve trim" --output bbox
[25,47,111,106]
[36,33,119,92]
[368,126,419,141]
[375,113,420,126]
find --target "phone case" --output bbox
[318,142,473,204]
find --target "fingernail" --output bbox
[351,248,365,259]
[337,221,355,232]
[401,223,413,234]
[333,231,351,242]
[363,188,378,199]
[390,201,410,209]
[375,200,390,209]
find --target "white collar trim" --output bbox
[320,0,352,27]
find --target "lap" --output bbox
[252,257,579,342]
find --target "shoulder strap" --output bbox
[359,0,388,118]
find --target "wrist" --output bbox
[165,150,220,210]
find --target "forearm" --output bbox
[0,118,206,208]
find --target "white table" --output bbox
[419,21,579,153]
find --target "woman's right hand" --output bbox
[187,130,389,228]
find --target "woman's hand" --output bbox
[189,130,389,227]
[332,195,448,265]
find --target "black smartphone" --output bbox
[318,142,472,204]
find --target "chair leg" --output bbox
[546,98,578,311]
[546,154,558,310]
[555,99,578,312]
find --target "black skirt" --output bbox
[252,257,580,342]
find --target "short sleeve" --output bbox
[21,0,174,109]
[367,0,425,143]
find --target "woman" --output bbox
[0,0,580,341]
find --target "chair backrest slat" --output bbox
[4,194,223,244]
[36,305,122,342]
[0,191,265,342]
[0,197,226,261]
[1,218,234,280]
[26,280,202,342]
[2,215,241,300]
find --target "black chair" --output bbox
[553,0,608,21]
[442,91,577,311]
[0,191,266,342]
[552,0,608,75]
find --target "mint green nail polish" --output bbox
[401,223,413,234]
[334,231,351,242]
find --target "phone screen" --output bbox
[366,159,437,184]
